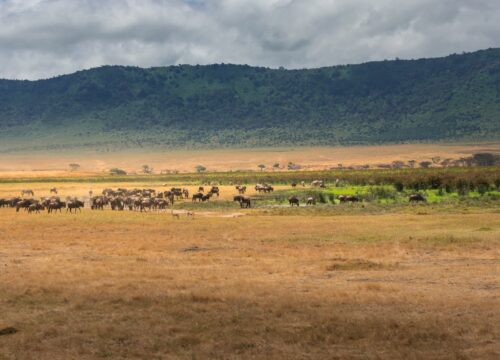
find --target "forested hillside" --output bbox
[0,48,499,151]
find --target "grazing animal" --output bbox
[192,193,203,202]
[67,199,84,213]
[21,189,34,197]
[409,194,427,203]
[187,211,194,219]
[198,186,204,193]
[306,197,316,205]
[47,201,66,213]
[288,196,300,207]
[28,203,44,214]
[338,195,360,203]
[233,195,251,208]
[311,180,325,188]
[291,182,297,188]
[255,184,274,193]
[236,185,247,194]
[209,186,220,197]
[50,187,58,194]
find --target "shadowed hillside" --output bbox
[0,48,499,151]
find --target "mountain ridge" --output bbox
[0,48,499,151]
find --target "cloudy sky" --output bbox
[1,0,499,79]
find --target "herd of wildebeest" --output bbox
[0,180,427,215]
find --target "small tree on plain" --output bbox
[69,163,80,171]
[195,165,206,173]
[142,164,153,174]
[258,164,266,171]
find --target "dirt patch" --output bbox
[325,258,398,271]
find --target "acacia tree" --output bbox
[195,165,206,173]
[69,163,80,171]
[142,164,153,174]
[258,164,266,171]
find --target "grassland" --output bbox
[1,166,499,359]
[1,142,498,176]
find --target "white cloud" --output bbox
[0,0,499,79]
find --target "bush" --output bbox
[110,168,127,175]
[394,181,404,192]
[456,179,469,196]
[476,181,490,195]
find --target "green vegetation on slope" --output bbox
[0,48,499,151]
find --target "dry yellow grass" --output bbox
[1,142,498,176]
[1,203,499,359]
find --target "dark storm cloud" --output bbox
[0,0,499,79]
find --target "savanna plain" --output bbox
[0,145,499,359]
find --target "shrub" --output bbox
[456,179,469,196]
[394,181,404,192]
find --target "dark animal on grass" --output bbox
[47,201,66,213]
[289,196,300,207]
[16,199,36,212]
[140,198,153,212]
[233,195,251,208]
[409,194,427,203]
[210,186,220,197]
[338,195,360,203]
[202,193,213,202]
[291,182,297,188]
[50,187,58,194]
[198,186,204,193]
[183,188,190,199]
[192,193,204,202]
[236,185,247,194]
[28,203,44,214]
[67,199,84,213]
[171,188,183,200]
[110,197,124,211]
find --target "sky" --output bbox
[0,0,499,80]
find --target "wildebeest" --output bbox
[182,188,190,199]
[338,195,360,203]
[291,182,297,188]
[28,203,44,213]
[289,196,300,207]
[47,201,66,213]
[409,194,427,203]
[306,197,316,205]
[198,186,204,193]
[209,186,220,197]
[192,193,203,202]
[255,184,274,193]
[15,199,36,212]
[311,180,325,188]
[50,187,58,194]
[67,199,84,213]
[233,195,251,208]
[110,197,124,211]
[201,193,213,202]
[21,189,34,197]
[236,185,247,194]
